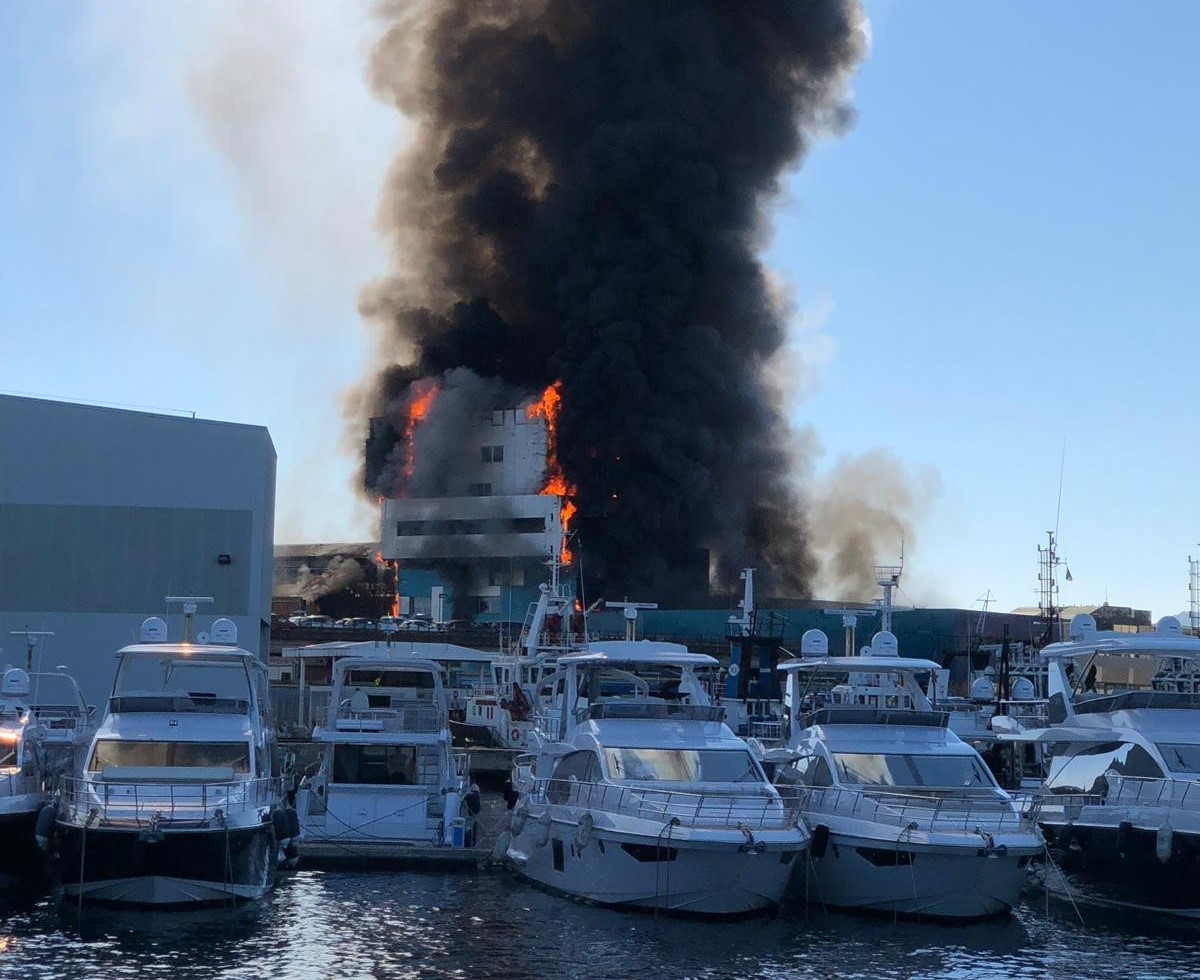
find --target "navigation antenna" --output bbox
[875,556,903,634]
[976,590,995,636]
[165,596,214,643]
[1037,532,1066,644]
[1189,552,1200,635]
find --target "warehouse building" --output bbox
[0,394,275,705]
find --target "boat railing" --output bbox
[534,709,565,742]
[537,778,800,831]
[576,703,725,724]
[332,704,442,733]
[58,774,281,827]
[1039,774,1200,813]
[453,752,471,779]
[745,719,785,742]
[796,784,1038,833]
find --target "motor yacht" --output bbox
[996,613,1200,911]
[56,604,297,905]
[0,666,91,890]
[296,654,471,860]
[771,629,1043,920]
[506,642,808,915]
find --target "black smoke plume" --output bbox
[360,0,867,599]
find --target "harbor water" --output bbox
[4,868,1200,980]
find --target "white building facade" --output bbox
[0,395,275,705]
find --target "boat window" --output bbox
[832,753,993,788]
[1045,741,1165,794]
[789,754,833,787]
[0,740,18,769]
[332,745,420,785]
[344,670,436,692]
[88,740,250,772]
[603,748,762,783]
[547,750,601,803]
[1157,743,1200,774]
[115,657,251,699]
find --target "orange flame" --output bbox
[402,379,439,488]
[526,381,576,562]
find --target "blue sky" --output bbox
[2,2,1197,618]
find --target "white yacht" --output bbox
[506,643,808,915]
[771,629,1043,920]
[56,606,297,905]
[997,613,1200,912]
[296,655,471,860]
[0,666,91,890]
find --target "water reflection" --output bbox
[3,871,1200,980]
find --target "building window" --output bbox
[481,445,504,463]
[467,483,492,496]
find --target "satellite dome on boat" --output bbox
[1010,676,1037,701]
[1156,616,1183,636]
[869,631,899,657]
[1069,613,1097,640]
[800,629,828,659]
[210,618,238,645]
[1,667,30,698]
[139,617,168,643]
[970,676,996,702]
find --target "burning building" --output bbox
[369,377,574,618]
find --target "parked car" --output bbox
[301,614,334,628]
[399,618,436,632]
[438,619,472,632]
[336,617,376,630]
[287,613,308,627]
[378,615,402,631]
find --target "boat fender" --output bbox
[1156,826,1174,864]
[533,809,552,849]
[811,824,830,860]
[1117,820,1133,856]
[34,804,56,851]
[510,801,529,837]
[574,812,594,853]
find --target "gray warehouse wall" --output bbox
[0,394,275,705]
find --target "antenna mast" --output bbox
[976,590,995,636]
[1037,532,1063,644]
[1189,552,1200,635]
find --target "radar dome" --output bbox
[870,631,899,658]
[210,618,238,645]
[970,676,996,702]
[1069,614,1098,640]
[1011,676,1036,701]
[139,617,168,643]
[1,667,30,698]
[1156,616,1183,636]
[800,629,828,659]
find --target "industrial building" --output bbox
[0,394,275,706]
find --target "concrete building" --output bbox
[0,394,275,706]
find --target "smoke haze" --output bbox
[360,0,869,598]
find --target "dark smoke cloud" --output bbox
[360,0,867,598]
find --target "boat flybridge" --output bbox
[463,560,589,751]
[0,666,91,890]
[770,629,1043,920]
[56,602,298,905]
[995,613,1200,911]
[296,655,471,859]
[506,641,808,916]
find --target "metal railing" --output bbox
[533,778,800,831]
[1038,774,1200,814]
[794,784,1038,833]
[58,775,281,827]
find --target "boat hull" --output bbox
[798,829,1039,920]
[0,808,45,891]
[57,822,277,906]
[1043,821,1200,911]
[507,813,801,916]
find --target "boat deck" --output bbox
[297,839,480,869]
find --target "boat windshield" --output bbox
[115,656,251,700]
[1156,743,1200,775]
[604,747,762,783]
[832,752,994,789]
[88,740,250,773]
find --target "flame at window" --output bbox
[526,381,577,563]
